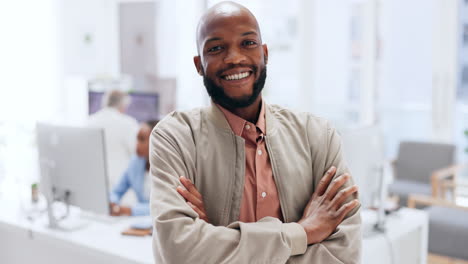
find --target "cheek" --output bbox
[204,66,216,77]
[203,59,221,75]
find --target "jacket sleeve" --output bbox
[292,121,362,263]
[149,128,308,264]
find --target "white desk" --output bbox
[362,208,428,264]
[0,195,153,264]
[0,193,427,264]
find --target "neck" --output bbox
[227,96,262,123]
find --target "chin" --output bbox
[228,93,254,102]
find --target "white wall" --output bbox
[312,0,350,108]
[379,0,433,105]
[155,0,177,79]
[378,0,434,157]
[0,0,61,124]
[59,0,120,77]
[174,0,208,110]
[0,0,61,186]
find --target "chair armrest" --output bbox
[408,194,468,212]
[438,181,468,192]
[431,164,464,198]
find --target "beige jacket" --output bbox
[150,103,361,264]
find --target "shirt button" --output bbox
[257,149,262,155]
[245,124,251,130]
[261,192,267,198]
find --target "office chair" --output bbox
[388,141,456,206]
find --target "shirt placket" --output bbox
[254,129,267,220]
[242,122,257,220]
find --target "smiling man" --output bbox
[149,2,361,263]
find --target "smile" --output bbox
[222,71,251,81]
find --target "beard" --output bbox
[202,65,267,109]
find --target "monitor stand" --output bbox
[40,159,116,231]
[48,215,89,231]
[374,164,387,232]
[363,164,387,238]
[45,194,90,231]
[45,195,119,231]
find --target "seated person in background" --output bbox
[110,120,159,216]
[88,90,139,190]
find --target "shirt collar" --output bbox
[215,101,266,137]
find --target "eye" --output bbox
[243,40,257,47]
[207,46,223,53]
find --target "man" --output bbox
[88,90,139,190]
[150,2,361,263]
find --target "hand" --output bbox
[110,203,132,216]
[176,176,210,223]
[298,166,359,245]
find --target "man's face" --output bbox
[194,12,268,109]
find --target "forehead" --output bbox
[198,13,260,46]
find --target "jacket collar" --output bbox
[206,101,233,133]
[264,102,278,136]
[205,100,278,136]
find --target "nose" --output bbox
[223,47,247,65]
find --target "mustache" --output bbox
[215,64,258,77]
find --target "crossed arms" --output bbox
[177,166,359,245]
[150,124,361,264]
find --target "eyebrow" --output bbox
[205,37,222,45]
[204,31,259,46]
[241,31,257,37]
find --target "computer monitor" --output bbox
[36,123,110,216]
[88,91,159,122]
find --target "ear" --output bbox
[193,56,203,76]
[262,44,269,65]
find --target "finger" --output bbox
[314,166,336,197]
[177,186,203,208]
[324,173,350,201]
[329,185,358,210]
[188,202,206,217]
[188,202,208,221]
[336,199,360,219]
[180,176,203,200]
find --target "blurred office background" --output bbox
[0,0,468,263]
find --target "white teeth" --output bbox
[224,72,250,80]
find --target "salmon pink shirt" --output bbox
[216,102,283,222]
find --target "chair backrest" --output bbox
[395,141,456,183]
